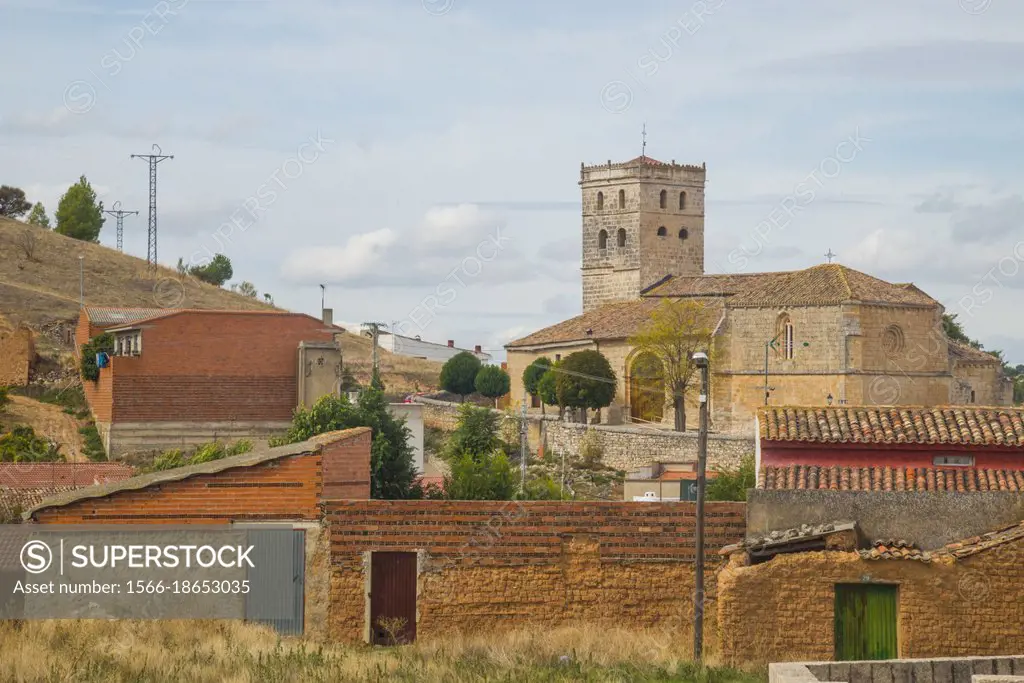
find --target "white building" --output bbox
[374,332,492,364]
[387,402,424,473]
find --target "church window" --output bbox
[597,192,604,210]
[784,321,794,360]
[679,191,687,210]
[970,390,976,404]
[659,190,667,209]
[618,189,625,208]
[678,228,688,241]
[882,324,905,358]
[598,229,608,250]
[617,228,626,247]
[657,226,667,237]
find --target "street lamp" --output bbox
[691,350,710,661]
[78,255,85,307]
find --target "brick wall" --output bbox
[325,499,745,643]
[111,376,297,421]
[717,539,1024,664]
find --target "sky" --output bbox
[2,0,1024,363]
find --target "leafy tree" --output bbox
[942,313,980,349]
[231,281,258,298]
[55,176,105,242]
[0,185,31,218]
[284,390,420,499]
[522,356,552,414]
[555,350,616,424]
[475,365,510,406]
[440,404,515,500]
[706,454,757,502]
[439,351,482,401]
[80,333,115,382]
[188,254,234,286]
[537,364,561,417]
[629,299,717,431]
[26,202,50,228]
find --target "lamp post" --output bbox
[78,255,85,308]
[691,350,710,661]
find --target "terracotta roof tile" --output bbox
[948,342,1001,365]
[759,406,1024,447]
[84,307,180,325]
[761,465,1024,492]
[858,539,933,563]
[0,463,135,489]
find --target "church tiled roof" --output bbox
[641,272,782,298]
[948,341,1002,365]
[758,406,1024,446]
[506,298,723,348]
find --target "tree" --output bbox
[0,186,31,218]
[537,364,561,417]
[475,365,510,407]
[284,389,420,500]
[942,313,981,349]
[522,357,552,414]
[80,333,115,382]
[188,254,233,286]
[26,202,50,228]
[439,351,482,401]
[706,454,757,501]
[264,293,274,304]
[628,299,716,431]
[233,281,258,298]
[555,350,616,424]
[440,404,516,500]
[55,176,105,242]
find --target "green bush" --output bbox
[474,365,510,405]
[0,426,63,462]
[444,404,501,461]
[439,351,482,400]
[0,386,9,412]
[149,440,254,472]
[79,423,106,461]
[80,333,115,382]
[706,454,757,501]
[442,450,516,500]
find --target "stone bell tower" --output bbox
[580,156,706,312]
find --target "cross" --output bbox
[641,122,647,159]
[825,249,837,264]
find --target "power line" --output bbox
[103,201,139,252]
[130,144,174,268]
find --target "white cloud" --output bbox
[280,229,397,283]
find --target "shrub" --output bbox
[0,426,63,462]
[474,365,510,406]
[0,386,9,412]
[79,423,106,461]
[442,450,516,500]
[149,440,254,472]
[151,449,188,471]
[706,454,757,502]
[80,333,115,382]
[439,351,482,400]
[444,404,501,461]
[577,428,603,467]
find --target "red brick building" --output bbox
[756,405,1024,491]
[76,307,341,457]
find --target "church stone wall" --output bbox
[581,268,641,314]
[951,362,1012,406]
[852,304,947,375]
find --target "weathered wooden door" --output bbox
[834,584,898,661]
[370,552,417,645]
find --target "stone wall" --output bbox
[325,499,745,644]
[773,656,1024,683]
[717,535,1024,664]
[746,489,1024,550]
[545,420,753,472]
[416,397,755,472]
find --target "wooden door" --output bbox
[834,584,898,661]
[370,552,417,645]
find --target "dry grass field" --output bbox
[0,620,766,682]
[0,217,441,392]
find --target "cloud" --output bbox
[915,190,961,214]
[951,195,1024,244]
[280,229,397,282]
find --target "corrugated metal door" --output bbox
[245,529,305,636]
[834,584,897,661]
[370,552,417,645]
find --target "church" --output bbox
[505,155,1012,433]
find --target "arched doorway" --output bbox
[629,352,665,423]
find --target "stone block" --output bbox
[1014,661,1024,677]
[873,664,894,683]
[913,661,934,683]
[995,661,1014,676]
[933,661,953,683]
[893,662,913,683]
[953,661,974,683]
[830,664,851,682]
[851,663,873,683]
[973,661,995,676]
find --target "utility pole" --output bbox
[691,351,710,661]
[362,322,386,379]
[320,284,326,312]
[104,201,139,252]
[130,144,173,268]
[520,389,528,494]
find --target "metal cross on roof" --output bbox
[825,249,837,264]
[641,122,647,159]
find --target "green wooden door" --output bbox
[834,584,898,661]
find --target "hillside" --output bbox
[0,216,440,392]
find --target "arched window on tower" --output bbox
[657,226,667,237]
[678,228,688,241]
[659,190,667,209]
[618,189,625,209]
[679,191,687,210]
[598,229,608,250]
[597,191,604,210]
[777,313,795,360]
[617,228,626,247]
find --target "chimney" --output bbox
[474,345,482,353]
[447,340,454,348]
[322,308,333,326]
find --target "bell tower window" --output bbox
[598,229,608,250]
[618,189,625,209]
[597,191,604,210]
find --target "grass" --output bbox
[79,422,107,461]
[0,620,767,683]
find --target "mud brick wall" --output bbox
[717,538,1024,665]
[325,500,745,645]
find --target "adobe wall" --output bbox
[746,489,1024,549]
[325,499,745,644]
[0,324,34,386]
[717,537,1024,664]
